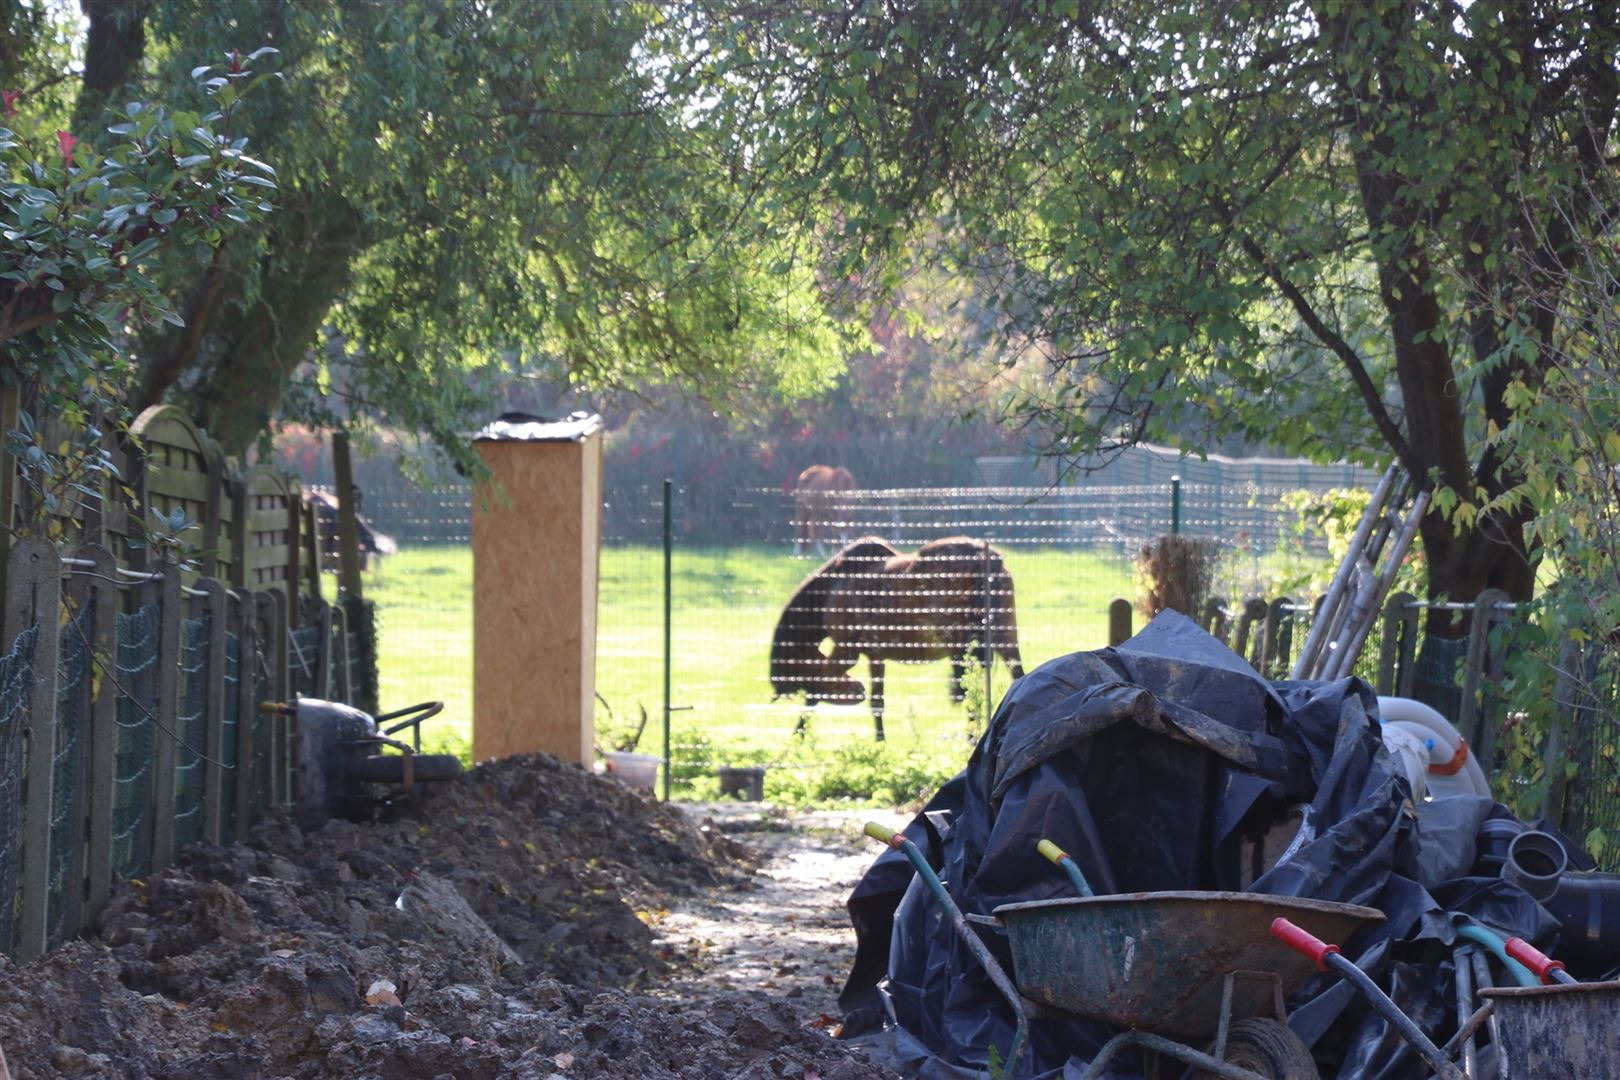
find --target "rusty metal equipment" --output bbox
[997,892,1380,1039]
[264,698,462,828]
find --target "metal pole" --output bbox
[662,479,673,802]
[982,539,992,725]
[1170,475,1182,535]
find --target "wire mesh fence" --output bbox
[49,605,93,947]
[172,612,212,851]
[113,601,161,881]
[0,625,39,957]
[221,630,242,844]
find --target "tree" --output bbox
[1,42,274,532]
[61,0,851,455]
[704,0,1620,628]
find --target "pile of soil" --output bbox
[0,754,892,1079]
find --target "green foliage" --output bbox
[1,49,275,536]
[105,1,854,455]
[701,0,1620,607]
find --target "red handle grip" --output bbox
[1505,937,1567,984]
[1271,917,1342,971]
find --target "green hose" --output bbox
[1452,919,1538,987]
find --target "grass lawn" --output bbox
[363,542,1137,803]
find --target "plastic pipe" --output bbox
[864,823,1028,1074]
[1502,830,1568,902]
[1376,696,1492,798]
[1036,838,1095,898]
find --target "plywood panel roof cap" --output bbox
[472,411,602,443]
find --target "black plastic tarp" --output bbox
[839,612,1564,1079]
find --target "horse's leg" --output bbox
[950,655,966,704]
[871,656,886,741]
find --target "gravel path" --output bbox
[651,804,909,1021]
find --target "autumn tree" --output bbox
[702,0,1620,629]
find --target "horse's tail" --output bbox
[986,546,1024,680]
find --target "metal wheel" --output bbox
[1196,1018,1319,1080]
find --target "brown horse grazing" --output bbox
[769,536,1025,740]
[793,465,856,555]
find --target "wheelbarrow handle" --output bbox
[1504,937,1577,985]
[1272,919,1466,1080]
[1270,917,1340,971]
[1036,839,1095,898]
[864,822,899,846]
[863,823,1028,1075]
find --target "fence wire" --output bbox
[290,624,321,700]
[252,648,272,811]
[0,625,39,957]
[220,630,241,844]
[113,602,161,879]
[49,605,94,947]
[172,613,212,850]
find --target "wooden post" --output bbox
[200,579,229,844]
[234,596,256,836]
[148,563,182,871]
[1375,592,1420,697]
[0,385,19,601]
[1107,598,1133,647]
[472,415,603,765]
[77,546,118,924]
[314,600,333,700]
[3,540,61,963]
[332,431,364,600]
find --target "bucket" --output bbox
[1480,981,1620,1078]
[717,765,766,801]
[604,751,661,791]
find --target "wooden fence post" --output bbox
[148,563,182,871]
[1107,598,1133,647]
[1375,592,1420,697]
[200,579,229,845]
[3,540,61,963]
[332,431,365,600]
[1261,596,1291,678]
[75,546,118,924]
[0,385,18,601]
[1232,597,1268,670]
[314,600,333,700]
[1459,588,1511,758]
[234,595,256,835]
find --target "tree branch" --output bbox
[1232,230,1422,481]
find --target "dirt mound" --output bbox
[0,754,891,1079]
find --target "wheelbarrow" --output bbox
[863,823,1384,1079]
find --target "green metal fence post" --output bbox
[1171,475,1182,535]
[662,479,672,803]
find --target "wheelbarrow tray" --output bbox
[1480,980,1620,1078]
[991,890,1384,1038]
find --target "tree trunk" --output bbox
[75,0,148,131]
[187,247,352,454]
[1417,502,1538,638]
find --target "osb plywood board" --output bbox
[472,436,602,764]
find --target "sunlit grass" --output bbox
[364,541,1327,806]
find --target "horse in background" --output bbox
[793,465,856,556]
[305,488,397,572]
[769,536,1025,740]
